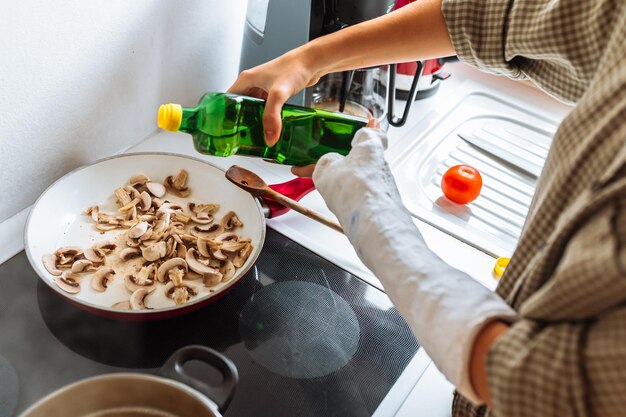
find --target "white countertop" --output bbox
[0,61,571,416]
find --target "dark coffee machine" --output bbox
[240,0,434,128]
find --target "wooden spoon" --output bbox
[225,165,344,234]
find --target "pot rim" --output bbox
[18,372,223,417]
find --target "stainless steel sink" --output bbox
[389,91,560,257]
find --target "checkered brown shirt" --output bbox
[441,0,626,416]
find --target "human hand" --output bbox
[228,48,324,146]
[291,118,381,178]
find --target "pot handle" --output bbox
[265,177,316,218]
[160,345,238,412]
[387,61,425,127]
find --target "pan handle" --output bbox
[265,177,316,218]
[159,345,238,412]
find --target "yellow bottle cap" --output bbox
[493,257,510,279]
[158,103,183,131]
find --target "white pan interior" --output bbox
[25,153,266,315]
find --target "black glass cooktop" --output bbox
[0,228,419,417]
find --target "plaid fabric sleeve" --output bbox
[441,1,626,416]
[485,191,626,417]
[441,0,619,103]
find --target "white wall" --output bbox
[0,0,247,222]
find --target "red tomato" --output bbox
[441,165,483,204]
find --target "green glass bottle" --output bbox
[158,92,367,166]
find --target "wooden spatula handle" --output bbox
[264,188,344,234]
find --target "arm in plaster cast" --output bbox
[312,126,516,405]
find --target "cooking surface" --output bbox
[0,228,419,417]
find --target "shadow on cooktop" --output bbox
[37,267,261,368]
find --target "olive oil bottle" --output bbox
[158,92,367,166]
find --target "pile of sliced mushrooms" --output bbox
[41,170,253,311]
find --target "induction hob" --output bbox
[0,228,419,417]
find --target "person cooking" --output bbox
[228,0,626,415]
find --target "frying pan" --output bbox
[25,152,315,320]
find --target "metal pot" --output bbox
[18,345,238,417]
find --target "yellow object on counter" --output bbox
[158,103,183,132]
[493,257,510,279]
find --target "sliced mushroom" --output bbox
[203,270,223,287]
[233,243,253,268]
[112,301,131,310]
[71,259,95,273]
[129,173,150,187]
[172,211,191,224]
[151,197,164,208]
[190,224,224,239]
[91,267,115,292]
[163,170,191,197]
[156,257,188,283]
[97,212,122,224]
[95,212,122,229]
[95,223,119,232]
[158,202,184,215]
[124,265,156,292]
[169,268,185,286]
[125,205,138,221]
[187,202,218,225]
[114,187,132,206]
[171,222,186,231]
[42,254,62,276]
[197,238,220,258]
[138,191,152,212]
[208,258,224,268]
[55,271,82,294]
[146,182,166,198]
[179,233,198,244]
[221,241,248,253]
[216,232,238,241]
[164,281,198,305]
[138,227,153,241]
[125,235,142,248]
[120,247,141,261]
[130,287,154,310]
[185,248,221,276]
[86,206,100,222]
[151,212,171,240]
[172,169,189,189]
[119,197,141,213]
[185,270,204,280]
[128,221,149,239]
[220,211,243,230]
[55,247,84,265]
[190,202,220,215]
[94,241,117,255]
[176,243,187,259]
[125,185,141,200]
[220,260,236,282]
[137,213,156,222]
[141,241,167,262]
[84,247,105,264]
[211,233,239,260]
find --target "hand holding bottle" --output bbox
[227,47,324,146]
